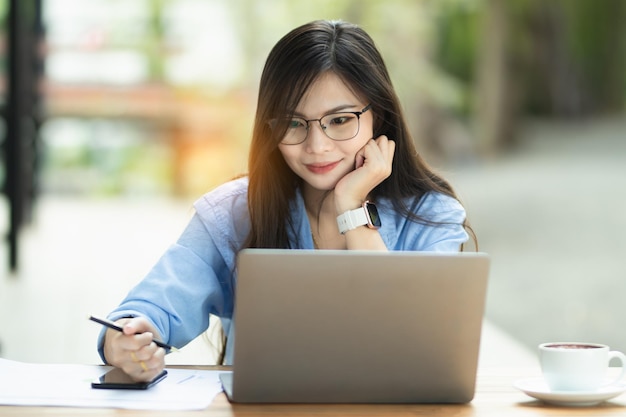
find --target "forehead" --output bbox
[295,72,365,112]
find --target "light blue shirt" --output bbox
[98,177,468,364]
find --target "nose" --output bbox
[304,120,333,153]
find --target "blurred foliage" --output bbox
[2,0,625,197]
[435,0,625,117]
[561,0,625,112]
[40,119,174,196]
[434,0,479,114]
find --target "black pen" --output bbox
[89,315,179,352]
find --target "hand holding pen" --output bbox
[90,315,176,382]
[89,315,179,352]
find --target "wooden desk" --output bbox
[2,367,626,416]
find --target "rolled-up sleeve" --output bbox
[97,215,232,362]
[97,178,249,363]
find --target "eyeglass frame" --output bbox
[274,104,372,145]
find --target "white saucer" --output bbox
[514,377,626,406]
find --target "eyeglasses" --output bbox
[275,104,371,145]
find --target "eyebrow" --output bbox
[292,104,360,118]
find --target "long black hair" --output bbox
[246,20,474,249]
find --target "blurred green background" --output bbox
[3,0,622,197]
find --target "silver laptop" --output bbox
[220,249,490,403]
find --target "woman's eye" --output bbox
[288,119,306,129]
[328,115,353,125]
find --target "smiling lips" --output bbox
[305,161,340,174]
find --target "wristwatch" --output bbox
[336,201,381,234]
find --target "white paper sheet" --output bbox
[0,358,227,410]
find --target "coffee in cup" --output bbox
[539,342,626,391]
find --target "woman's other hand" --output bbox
[334,135,395,213]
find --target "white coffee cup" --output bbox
[539,342,626,392]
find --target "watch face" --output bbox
[365,202,381,228]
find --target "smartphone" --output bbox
[91,367,168,390]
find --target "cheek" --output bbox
[278,146,298,168]
[361,118,375,139]
[344,140,366,157]
[349,128,374,153]
[350,115,374,143]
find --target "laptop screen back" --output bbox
[226,249,490,403]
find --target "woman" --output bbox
[99,19,472,382]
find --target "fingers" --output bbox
[130,351,149,372]
[335,135,395,214]
[368,135,395,174]
[125,344,166,381]
[121,316,155,336]
[354,136,394,175]
[102,317,167,382]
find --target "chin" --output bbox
[311,184,336,192]
[305,178,339,192]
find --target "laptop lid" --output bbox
[221,249,490,403]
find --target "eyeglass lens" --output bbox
[282,112,360,144]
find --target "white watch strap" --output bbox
[336,206,369,234]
